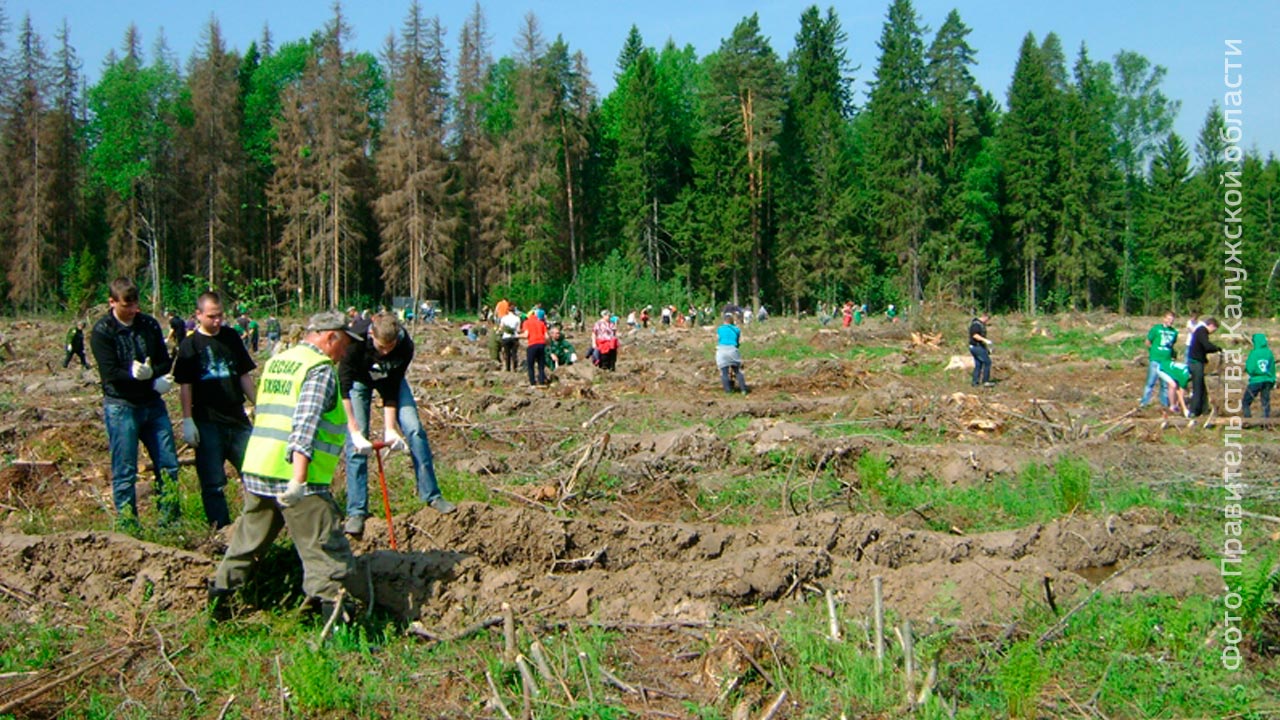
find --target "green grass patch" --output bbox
[851,453,1201,533]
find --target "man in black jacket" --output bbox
[90,277,180,528]
[338,313,454,536]
[1187,316,1222,418]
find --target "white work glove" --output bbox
[277,478,307,507]
[131,358,154,380]
[66,344,72,352]
[153,375,174,394]
[385,428,408,452]
[350,430,373,456]
[181,418,200,446]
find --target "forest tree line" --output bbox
[0,0,1275,318]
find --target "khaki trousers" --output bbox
[214,490,354,603]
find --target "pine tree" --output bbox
[1145,133,1196,310]
[48,20,84,270]
[701,13,783,307]
[311,2,373,307]
[864,0,935,304]
[183,16,244,285]
[922,8,989,304]
[776,6,853,313]
[452,1,493,306]
[616,25,644,80]
[999,33,1061,313]
[376,1,458,304]
[543,37,594,281]
[1049,44,1120,310]
[2,15,56,309]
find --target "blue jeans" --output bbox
[1140,360,1170,407]
[194,420,250,528]
[1243,382,1273,419]
[345,379,442,518]
[970,345,991,385]
[104,399,180,524]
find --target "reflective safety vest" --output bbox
[241,344,348,484]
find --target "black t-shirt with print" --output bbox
[174,326,257,426]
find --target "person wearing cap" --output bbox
[521,307,549,386]
[339,312,455,537]
[209,310,364,623]
[174,291,257,529]
[592,310,618,371]
[716,313,749,394]
[91,276,180,529]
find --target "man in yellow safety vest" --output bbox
[208,311,365,622]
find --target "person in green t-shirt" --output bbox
[885,304,898,323]
[1244,333,1275,420]
[1140,311,1178,408]
[1155,357,1191,425]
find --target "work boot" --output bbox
[207,580,234,623]
[429,497,457,514]
[344,514,365,536]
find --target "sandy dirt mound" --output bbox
[344,505,1217,631]
[0,532,212,619]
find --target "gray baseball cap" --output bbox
[306,311,363,340]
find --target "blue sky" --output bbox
[12,0,1280,161]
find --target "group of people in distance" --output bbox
[1140,312,1274,426]
[479,298,754,395]
[88,277,454,624]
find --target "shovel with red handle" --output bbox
[370,441,398,550]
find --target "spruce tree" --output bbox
[376,2,458,306]
[776,5,853,313]
[864,0,935,305]
[999,33,1061,313]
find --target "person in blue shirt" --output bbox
[715,313,749,394]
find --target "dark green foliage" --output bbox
[0,5,1275,320]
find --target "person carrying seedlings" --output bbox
[1187,316,1223,418]
[208,311,364,624]
[91,277,181,529]
[968,312,994,387]
[339,312,455,537]
[1243,332,1275,421]
[63,320,90,369]
[885,304,899,323]
[1155,356,1193,425]
[174,291,257,529]
[1140,311,1178,409]
[715,313,749,394]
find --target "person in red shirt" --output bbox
[521,308,549,386]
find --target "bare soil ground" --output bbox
[0,312,1255,715]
